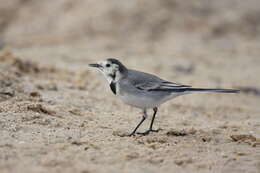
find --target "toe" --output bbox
[118,133,135,137]
[150,128,162,133]
[137,130,150,136]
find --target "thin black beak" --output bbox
[89,63,102,68]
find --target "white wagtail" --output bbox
[89,58,239,136]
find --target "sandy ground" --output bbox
[1,1,260,173]
[0,37,260,173]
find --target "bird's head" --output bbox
[89,58,127,83]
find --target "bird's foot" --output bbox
[118,132,136,137]
[137,129,160,136]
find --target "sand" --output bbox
[0,1,260,173]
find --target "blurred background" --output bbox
[1,0,260,88]
[1,0,260,99]
[1,0,260,48]
[0,1,260,173]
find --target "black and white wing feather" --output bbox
[127,69,239,93]
[134,81,191,91]
[128,69,191,92]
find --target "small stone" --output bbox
[30,91,41,97]
[235,152,248,156]
[166,129,188,136]
[125,152,139,160]
[202,136,212,142]
[230,134,256,142]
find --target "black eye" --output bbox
[106,64,111,67]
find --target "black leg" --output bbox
[149,107,158,131]
[137,107,160,136]
[122,110,147,137]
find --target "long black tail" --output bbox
[183,88,240,93]
[150,87,240,93]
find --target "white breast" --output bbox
[118,91,183,109]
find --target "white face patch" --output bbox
[97,60,121,83]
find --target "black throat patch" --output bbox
[109,73,116,80]
[110,82,116,95]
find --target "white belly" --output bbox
[118,91,184,109]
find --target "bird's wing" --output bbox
[134,81,191,91]
[128,69,191,91]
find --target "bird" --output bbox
[89,58,239,136]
